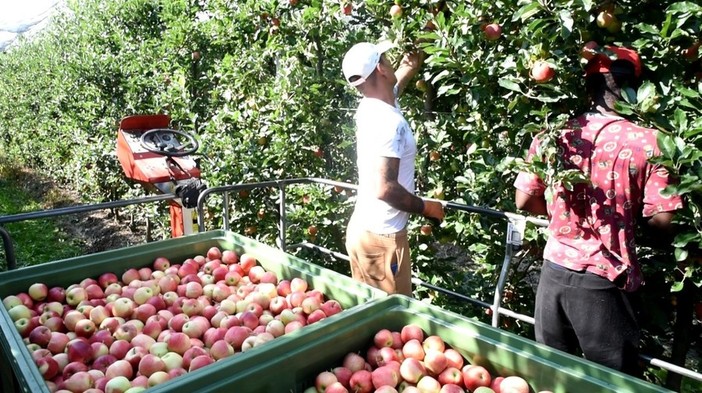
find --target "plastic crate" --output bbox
[164,295,671,393]
[0,230,386,393]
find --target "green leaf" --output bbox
[637,82,656,103]
[498,79,523,93]
[559,10,574,38]
[666,2,702,14]
[675,247,689,262]
[670,280,684,292]
[512,2,542,22]
[579,0,594,11]
[657,132,677,160]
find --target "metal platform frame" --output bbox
[0,177,700,384]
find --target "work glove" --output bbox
[422,199,445,224]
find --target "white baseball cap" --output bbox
[342,41,395,87]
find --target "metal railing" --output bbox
[0,177,700,384]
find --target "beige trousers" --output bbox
[345,222,412,296]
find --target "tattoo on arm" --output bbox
[377,157,424,214]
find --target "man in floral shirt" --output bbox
[514,46,682,374]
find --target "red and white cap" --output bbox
[342,41,395,86]
[585,45,642,77]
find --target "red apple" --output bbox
[530,61,555,83]
[349,369,373,393]
[28,283,49,302]
[417,375,441,393]
[462,365,492,392]
[105,359,133,380]
[499,376,529,393]
[167,332,192,355]
[188,354,214,372]
[400,357,427,384]
[483,23,502,41]
[46,287,66,303]
[438,366,463,386]
[67,338,93,363]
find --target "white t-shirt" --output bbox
[351,92,417,234]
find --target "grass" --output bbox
[0,164,83,271]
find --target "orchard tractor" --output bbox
[116,114,205,238]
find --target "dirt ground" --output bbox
[11,167,148,254]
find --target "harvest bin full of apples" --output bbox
[0,230,386,393]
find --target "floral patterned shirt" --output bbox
[514,113,683,291]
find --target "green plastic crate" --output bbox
[164,294,671,393]
[0,230,386,393]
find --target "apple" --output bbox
[530,61,554,83]
[92,354,118,374]
[402,339,425,361]
[416,375,441,393]
[74,319,97,338]
[104,375,132,393]
[289,277,308,293]
[306,309,326,325]
[112,298,135,319]
[341,2,352,16]
[28,283,49,302]
[423,335,446,353]
[301,296,322,315]
[64,371,95,392]
[105,359,134,380]
[104,283,122,297]
[136,353,165,377]
[109,339,132,359]
[67,338,94,363]
[48,331,71,354]
[499,376,529,393]
[483,23,502,41]
[113,323,138,342]
[316,371,338,392]
[372,365,399,389]
[36,355,60,380]
[349,369,373,393]
[2,295,23,309]
[400,357,427,384]
[167,332,192,355]
[85,284,105,300]
[438,367,463,386]
[424,350,449,375]
[441,348,464,370]
[188,354,214,372]
[420,225,433,236]
[45,287,66,303]
[8,304,32,321]
[132,287,154,305]
[596,11,615,28]
[462,365,492,391]
[149,341,170,357]
[389,4,402,18]
[185,282,204,298]
[14,317,36,337]
[490,377,505,392]
[401,324,425,343]
[221,250,239,265]
[209,339,234,361]
[440,384,467,393]
[16,292,33,308]
[62,360,89,379]
[374,328,394,348]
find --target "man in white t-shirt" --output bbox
[341,41,445,295]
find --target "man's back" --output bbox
[515,112,681,290]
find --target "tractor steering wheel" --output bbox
[140,128,199,157]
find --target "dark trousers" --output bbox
[535,260,642,375]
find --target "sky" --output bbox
[0,0,61,51]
